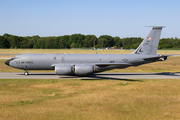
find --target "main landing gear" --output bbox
[24,70,29,76]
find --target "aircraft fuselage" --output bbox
[6,53,160,71]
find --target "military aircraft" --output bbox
[5,26,169,76]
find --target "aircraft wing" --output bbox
[51,63,132,67]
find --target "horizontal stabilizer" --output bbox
[143,55,171,61]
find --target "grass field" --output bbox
[0,79,180,120]
[0,49,180,120]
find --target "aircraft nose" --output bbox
[5,59,12,66]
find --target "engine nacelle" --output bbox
[55,65,72,75]
[75,65,94,76]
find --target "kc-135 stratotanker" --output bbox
[5,26,170,76]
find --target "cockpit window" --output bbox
[11,57,18,60]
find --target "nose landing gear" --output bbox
[24,70,29,76]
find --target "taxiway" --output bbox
[0,72,180,79]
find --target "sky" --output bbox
[0,0,180,38]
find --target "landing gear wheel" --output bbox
[24,72,28,76]
[24,70,29,76]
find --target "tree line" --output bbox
[0,33,180,49]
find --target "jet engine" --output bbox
[75,65,94,76]
[55,65,73,75]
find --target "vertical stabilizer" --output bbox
[131,26,165,55]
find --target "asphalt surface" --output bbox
[0,58,11,59]
[0,72,180,79]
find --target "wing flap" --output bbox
[95,63,133,66]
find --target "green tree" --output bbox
[1,33,179,49]
[98,35,114,48]
[58,35,71,48]
[34,38,46,49]
[70,43,76,48]
[98,38,107,48]
[70,34,85,48]
[114,36,122,48]
[44,37,56,49]
[11,36,21,48]
[0,36,10,48]
[83,35,97,47]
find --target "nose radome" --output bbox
[5,59,11,66]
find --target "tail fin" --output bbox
[131,26,165,55]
